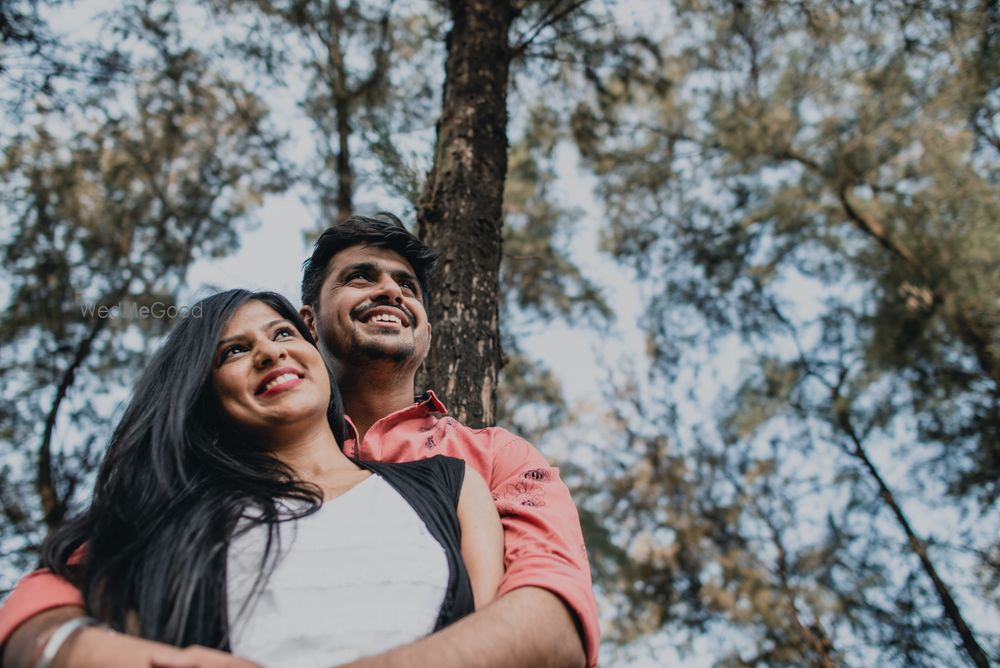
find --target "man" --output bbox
[0,214,599,668]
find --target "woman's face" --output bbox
[212,300,331,440]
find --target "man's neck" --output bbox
[337,366,418,442]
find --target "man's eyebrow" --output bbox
[391,268,419,283]
[216,319,289,348]
[336,261,378,278]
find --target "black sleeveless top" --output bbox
[352,455,474,630]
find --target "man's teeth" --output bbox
[264,373,298,392]
[371,313,402,325]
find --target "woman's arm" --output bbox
[3,606,168,668]
[457,464,504,608]
[1,606,260,668]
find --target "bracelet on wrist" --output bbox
[33,616,100,668]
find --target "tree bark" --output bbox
[327,2,354,224]
[416,0,516,428]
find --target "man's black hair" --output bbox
[301,212,438,311]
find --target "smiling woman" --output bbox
[29,289,503,668]
[212,300,333,442]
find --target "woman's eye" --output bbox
[275,326,296,339]
[220,344,247,361]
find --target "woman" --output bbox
[41,289,504,667]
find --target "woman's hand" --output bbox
[149,646,263,668]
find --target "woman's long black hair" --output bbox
[43,289,345,648]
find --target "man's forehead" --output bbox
[326,244,416,275]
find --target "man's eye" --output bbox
[347,271,371,282]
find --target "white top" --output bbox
[226,474,450,668]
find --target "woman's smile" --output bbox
[256,367,305,396]
[213,300,331,434]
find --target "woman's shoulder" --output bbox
[354,456,467,504]
[356,454,465,474]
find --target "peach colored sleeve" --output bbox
[490,435,600,668]
[0,569,84,647]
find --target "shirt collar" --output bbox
[342,390,448,443]
[413,389,448,415]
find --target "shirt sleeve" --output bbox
[489,434,600,667]
[0,569,85,647]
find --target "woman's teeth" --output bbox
[263,373,298,392]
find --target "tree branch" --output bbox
[765,514,839,668]
[831,397,992,668]
[37,308,112,531]
[511,0,591,56]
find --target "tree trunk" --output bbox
[416,0,515,428]
[327,1,354,224]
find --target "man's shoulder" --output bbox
[425,414,530,451]
[412,391,529,445]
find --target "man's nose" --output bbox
[371,274,404,303]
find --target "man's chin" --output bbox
[355,342,416,364]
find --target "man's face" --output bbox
[302,245,431,374]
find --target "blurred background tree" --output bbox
[1,1,998,666]
[573,0,1000,665]
[0,0,288,580]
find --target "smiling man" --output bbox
[0,213,599,668]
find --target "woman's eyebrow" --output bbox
[216,319,288,348]
[216,333,245,349]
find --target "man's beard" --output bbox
[351,337,415,364]
[321,328,416,366]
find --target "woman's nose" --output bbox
[254,339,286,367]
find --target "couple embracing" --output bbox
[0,214,598,668]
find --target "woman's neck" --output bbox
[265,420,358,480]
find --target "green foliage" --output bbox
[0,0,287,584]
[214,0,444,224]
[502,104,612,324]
[574,0,1000,664]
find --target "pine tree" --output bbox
[0,0,287,587]
[574,1,1000,664]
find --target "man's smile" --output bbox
[354,304,412,328]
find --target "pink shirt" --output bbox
[0,392,600,666]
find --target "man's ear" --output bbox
[300,305,318,341]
